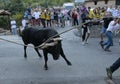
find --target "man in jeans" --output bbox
[10,18,17,35]
[100,12,113,43]
[100,17,120,52]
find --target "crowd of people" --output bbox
[10,4,120,80]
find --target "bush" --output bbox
[0,16,10,30]
[12,13,23,27]
[0,13,23,30]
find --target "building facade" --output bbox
[84,0,116,8]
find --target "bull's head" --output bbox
[50,40,62,60]
[39,37,62,60]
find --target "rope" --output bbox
[0,37,34,48]
[41,25,81,44]
[0,24,82,49]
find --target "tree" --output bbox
[7,0,25,14]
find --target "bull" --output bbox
[20,27,72,70]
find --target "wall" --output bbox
[84,0,115,8]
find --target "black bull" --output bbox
[21,27,72,70]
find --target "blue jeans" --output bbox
[11,28,17,35]
[100,27,107,34]
[102,31,113,50]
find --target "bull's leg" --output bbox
[24,45,27,58]
[60,47,72,65]
[34,48,42,58]
[43,51,48,70]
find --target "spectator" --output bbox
[33,9,41,26]
[112,6,119,17]
[100,17,120,52]
[40,9,46,28]
[22,17,27,28]
[100,12,113,43]
[10,18,17,35]
[81,21,90,45]
[88,7,95,19]
[46,9,51,27]
[72,9,79,26]
[107,5,113,14]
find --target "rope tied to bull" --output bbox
[0,22,87,49]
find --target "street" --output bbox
[0,26,120,84]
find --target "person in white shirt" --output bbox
[10,18,17,35]
[100,17,120,52]
[33,9,41,26]
[107,5,113,14]
[112,6,119,17]
[22,17,27,28]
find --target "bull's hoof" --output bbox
[44,66,48,70]
[67,61,72,66]
[24,56,27,59]
[44,68,48,70]
[39,55,42,58]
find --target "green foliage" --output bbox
[0,13,23,29]
[0,0,74,9]
[12,13,23,27]
[0,0,74,29]
[6,0,25,15]
[0,16,10,29]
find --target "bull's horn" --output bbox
[41,42,58,49]
[46,42,58,46]
[39,43,46,47]
[53,37,62,41]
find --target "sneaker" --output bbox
[106,68,112,79]
[104,49,111,52]
[82,42,85,45]
[85,41,88,44]
[99,42,104,49]
[99,41,103,44]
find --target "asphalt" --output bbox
[0,25,119,84]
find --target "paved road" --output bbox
[0,26,119,84]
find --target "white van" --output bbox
[63,3,74,10]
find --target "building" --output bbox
[84,0,118,8]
